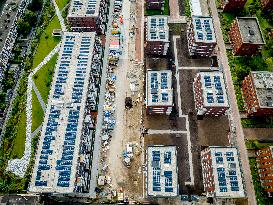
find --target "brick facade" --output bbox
[229,18,264,56]
[68,0,109,34]
[256,147,273,195]
[261,0,273,11]
[222,0,247,12]
[242,73,273,117]
[146,0,164,10]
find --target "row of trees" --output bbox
[17,0,43,37]
[0,0,50,194]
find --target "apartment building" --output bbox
[146,146,178,197]
[29,32,103,195]
[146,70,173,115]
[193,72,229,117]
[256,146,273,196]
[221,0,247,12]
[67,0,109,34]
[201,147,245,199]
[187,16,217,57]
[146,0,164,10]
[242,71,273,117]
[145,16,169,56]
[229,17,265,56]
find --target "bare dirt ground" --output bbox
[145,114,186,130]
[243,128,273,141]
[146,57,169,71]
[197,116,230,146]
[100,0,145,201]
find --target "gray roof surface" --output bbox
[237,17,265,44]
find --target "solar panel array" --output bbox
[201,73,227,106]
[147,70,173,106]
[70,0,99,16]
[193,17,216,43]
[147,146,178,197]
[215,151,240,193]
[30,32,102,194]
[147,16,169,41]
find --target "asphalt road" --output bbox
[209,0,257,204]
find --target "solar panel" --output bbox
[164,152,171,164]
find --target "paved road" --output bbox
[88,0,114,198]
[209,0,256,204]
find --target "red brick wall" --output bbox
[68,17,98,32]
[146,0,164,9]
[145,41,167,55]
[261,0,273,11]
[256,147,273,193]
[242,75,273,116]
[146,105,172,114]
[222,0,247,11]
[201,150,215,193]
[229,20,261,56]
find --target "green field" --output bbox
[32,15,61,69]
[33,53,58,103]
[10,110,26,159]
[31,90,44,132]
[55,0,70,10]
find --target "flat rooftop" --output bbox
[146,16,169,42]
[192,16,216,43]
[202,147,245,198]
[147,146,178,197]
[237,17,265,44]
[146,70,173,107]
[198,72,229,108]
[251,71,273,108]
[29,32,96,193]
[68,0,100,18]
[189,0,209,16]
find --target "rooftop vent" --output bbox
[249,29,255,35]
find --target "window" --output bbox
[227,157,234,161]
[220,187,228,192]
[216,157,223,164]
[226,152,234,156]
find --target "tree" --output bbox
[0,92,7,111]
[24,10,37,27]
[2,70,15,91]
[28,0,43,12]
[17,19,31,37]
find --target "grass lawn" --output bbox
[32,15,61,69]
[241,117,273,128]
[55,0,70,10]
[33,53,58,103]
[10,110,26,159]
[31,90,44,133]
[246,140,273,150]
[219,12,236,43]
[184,0,190,17]
[249,158,273,205]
